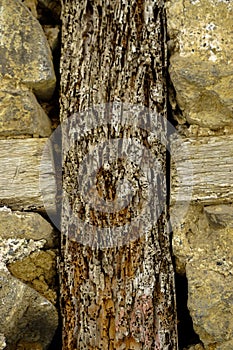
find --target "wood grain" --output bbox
[0,138,56,212]
[171,134,233,205]
[60,0,178,349]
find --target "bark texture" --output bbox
[60,1,177,349]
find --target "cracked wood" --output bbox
[60,1,178,349]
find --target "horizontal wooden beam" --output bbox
[0,138,56,212]
[171,134,233,204]
[1,135,232,212]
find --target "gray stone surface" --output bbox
[0,0,56,100]
[0,80,51,137]
[0,271,58,349]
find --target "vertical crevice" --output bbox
[175,274,201,349]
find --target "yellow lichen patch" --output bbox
[7,250,57,304]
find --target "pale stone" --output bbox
[172,204,233,348]
[0,334,6,350]
[0,0,56,100]
[0,271,58,349]
[166,0,233,129]
[0,208,56,247]
[0,80,51,137]
[0,237,46,268]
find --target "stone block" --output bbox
[8,250,57,304]
[0,80,51,137]
[0,271,58,349]
[0,0,56,100]
[0,207,56,248]
[166,0,233,129]
[172,204,233,349]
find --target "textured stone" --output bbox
[0,207,56,248]
[184,345,204,350]
[0,237,45,273]
[172,204,206,275]
[20,0,38,17]
[204,204,233,228]
[16,340,43,350]
[166,0,233,129]
[0,80,51,137]
[0,334,6,350]
[8,250,57,304]
[0,271,58,349]
[0,0,56,100]
[172,204,233,349]
[42,25,60,52]
[187,258,233,350]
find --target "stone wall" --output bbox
[0,0,232,349]
[166,0,233,349]
[0,0,60,349]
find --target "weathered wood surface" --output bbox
[0,138,56,211]
[60,0,178,349]
[171,134,233,205]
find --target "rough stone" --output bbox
[42,25,60,52]
[0,270,58,349]
[16,340,43,350]
[0,207,57,248]
[184,345,204,350]
[187,258,233,350]
[166,0,233,129]
[0,237,46,271]
[0,80,51,137]
[172,204,233,349]
[8,250,57,304]
[0,334,6,350]
[0,0,56,100]
[204,204,233,228]
[20,0,38,18]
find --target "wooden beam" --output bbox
[171,134,233,205]
[0,138,56,212]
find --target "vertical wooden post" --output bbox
[60,1,177,349]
